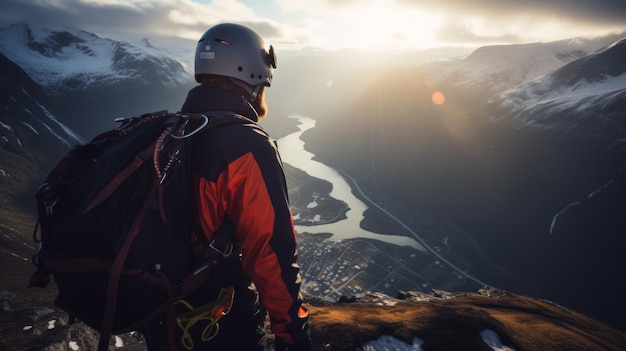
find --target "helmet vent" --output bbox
[215,39,232,45]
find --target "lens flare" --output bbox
[432,91,445,105]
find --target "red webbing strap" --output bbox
[106,274,178,351]
[90,129,121,143]
[180,258,215,299]
[83,140,157,215]
[45,157,72,183]
[97,177,160,351]
[178,217,239,298]
[162,274,178,351]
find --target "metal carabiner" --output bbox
[171,114,209,139]
[209,239,234,258]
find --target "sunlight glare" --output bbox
[432,91,445,105]
[312,2,443,50]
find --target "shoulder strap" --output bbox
[178,111,266,138]
[182,111,253,261]
[200,111,260,134]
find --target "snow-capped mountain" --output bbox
[424,34,625,108]
[0,22,191,90]
[0,23,195,139]
[496,37,626,148]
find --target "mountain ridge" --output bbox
[496,36,626,147]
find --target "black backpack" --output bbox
[29,110,250,350]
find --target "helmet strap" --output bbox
[228,78,263,102]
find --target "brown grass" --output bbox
[307,292,626,351]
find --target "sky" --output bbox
[1,0,625,52]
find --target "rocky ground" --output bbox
[2,197,625,351]
[2,258,625,351]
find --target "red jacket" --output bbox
[182,85,310,346]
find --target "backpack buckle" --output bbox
[44,199,59,215]
[208,239,233,258]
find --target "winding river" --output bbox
[277,116,423,250]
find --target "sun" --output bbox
[317,3,444,51]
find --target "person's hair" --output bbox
[199,75,268,120]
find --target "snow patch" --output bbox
[549,163,626,235]
[500,73,626,114]
[23,88,86,144]
[362,335,424,351]
[480,329,516,351]
[115,335,124,347]
[549,201,582,235]
[9,95,75,146]
[1,120,13,131]
[19,121,39,134]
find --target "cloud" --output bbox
[396,0,626,25]
[435,22,521,45]
[393,0,626,45]
[1,0,625,51]
[0,0,285,43]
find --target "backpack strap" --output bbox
[177,216,238,299]
[98,176,162,351]
[84,138,158,214]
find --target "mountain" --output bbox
[496,38,626,147]
[301,33,626,331]
[0,52,85,216]
[424,35,625,110]
[0,23,195,140]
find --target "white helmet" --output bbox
[194,23,277,87]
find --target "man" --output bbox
[141,23,311,351]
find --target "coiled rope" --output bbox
[175,286,236,350]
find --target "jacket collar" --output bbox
[180,85,259,122]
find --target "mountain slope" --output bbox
[497,37,626,148]
[0,23,195,139]
[0,53,84,214]
[424,34,625,108]
[0,23,190,89]
[309,290,626,351]
[302,36,626,331]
